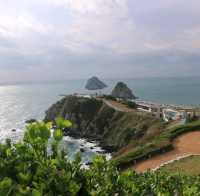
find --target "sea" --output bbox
[0,76,200,162]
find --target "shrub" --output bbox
[0,118,200,195]
[125,101,137,109]
[102,95,117,101]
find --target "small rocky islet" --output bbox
[112,82,136,100]
[85,76,107,90]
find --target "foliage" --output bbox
[78,98,103,121]
[124,101,137,109]
[102,95,117,101]
[0,119,200,195]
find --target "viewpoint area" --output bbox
[0,1,200,195]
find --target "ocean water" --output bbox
[0,81,109,163]
[0,77,199,161]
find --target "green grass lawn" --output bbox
[159,155,200,175]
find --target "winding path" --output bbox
[133,131,200,172]
[102,99,135,112]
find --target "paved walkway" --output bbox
[133,131,200,172]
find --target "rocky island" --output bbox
[85,76,107,90]
[112,82,136,100]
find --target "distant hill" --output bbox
[85,76,107,90]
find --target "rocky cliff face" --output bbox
[85,76,107,90]
[45,96,161,152]
[112,82,136,100]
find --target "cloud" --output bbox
[0,0,199,82]
[61,0,142,54]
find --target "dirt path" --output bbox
[133,131,200,172]
[103,99,135,112]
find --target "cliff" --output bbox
[45,96,163,152]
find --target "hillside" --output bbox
[44,96,165,152]
[45,96,200,171]
[134,131,200,172]
[113,120,200,169]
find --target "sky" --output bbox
[0,0,200,82]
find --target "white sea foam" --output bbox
[62,135,111,162]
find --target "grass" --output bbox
[113,120,200,168]
[159,155,200,176]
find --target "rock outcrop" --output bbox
[85,76,107,90]
[44,96,161,152]
[112,82,136,100]
[25,119,37,124]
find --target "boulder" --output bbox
[80,148,85,153]
[112,82,136,100]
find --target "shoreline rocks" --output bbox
[25,119,37,124]
[80,148,85,153]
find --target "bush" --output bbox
[0,118,200,195]
[125,101,137,109]
[102,95,117,101]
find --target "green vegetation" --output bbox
[159,155,200,176]
[101,95,117,101]
[114,120,200,167]
[120,100,137,109]
[101,112,163,150]
[125,101,137,109]
[0,118,200,196]
[0,119,200,195]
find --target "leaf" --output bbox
[74,152,81,165]
[62,120,72,128]
[68,181,81,195]
[55,117,64,129]
[6,148,12,157]
[53,129,63,141]
[32,189,42,196]
[39,123,51,141]
[55,117,72,129]
[0,177,12,189]
[46,122,53,129]
[18,172,32,184]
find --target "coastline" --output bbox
[0,79,200,171]
[61,135,112,164]
[0,120,111,164]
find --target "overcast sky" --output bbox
[0,0,200,82]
